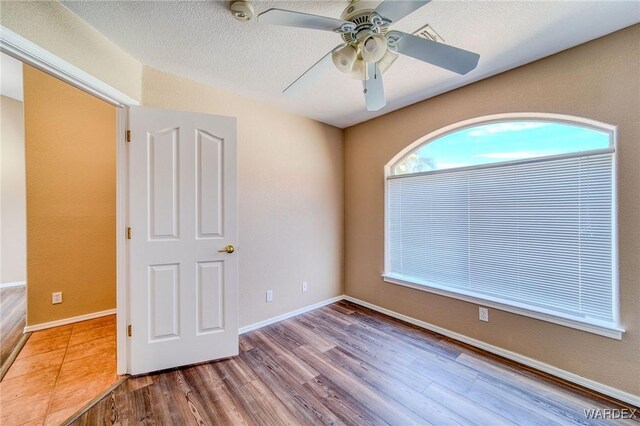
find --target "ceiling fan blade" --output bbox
[283,45,343,96]
[392,31,480,75]
[363,62,385,111]
[258,8,351,32]
[373,0,432,24]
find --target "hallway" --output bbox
[0,315,121,425]
[0,285,26,368]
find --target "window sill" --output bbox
[382,273,624,340]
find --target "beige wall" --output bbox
[1,95,26,284]
[344,25,640,396]
[23,65,116,325]
[142,67,344,327]
[0,0,142,101]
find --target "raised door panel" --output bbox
[196,261,224,334]
[148,128,180,240]
[148,264,180,341]
[196,129,223,239]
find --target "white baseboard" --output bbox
[343,295,640,408]
[24,308,116,333]
[239,295,345,335]
[0,281,26,289]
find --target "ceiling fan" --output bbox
[258,0,480,112]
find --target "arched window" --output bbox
[384,114,621,338]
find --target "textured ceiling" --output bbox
[61,1,640,128]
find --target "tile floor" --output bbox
[0,315,120,425]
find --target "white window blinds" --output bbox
[387,153,615,324]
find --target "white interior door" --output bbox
[128,106,238,374]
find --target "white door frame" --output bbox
[1,25,136,374]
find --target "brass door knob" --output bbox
[217,245,235,254]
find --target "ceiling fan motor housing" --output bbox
[340,1,378,21]
[339,1,388,44]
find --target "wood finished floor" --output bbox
[0,315,120,425]
[73,301,638,425]
[0,286,26,367]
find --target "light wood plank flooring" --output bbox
[0,315,121,425]
[73,301,637,425]
[0,285,26,367]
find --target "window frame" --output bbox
[383,113,623,339]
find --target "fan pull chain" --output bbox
[363,62,379,95]
[362,62,368,95]
[363,63,368,94]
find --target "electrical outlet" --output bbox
[479,307,489,322]
[302,281,308,293]
[266,290,273,302]
[52,292,63,304]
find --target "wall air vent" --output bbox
[413,24,445,43]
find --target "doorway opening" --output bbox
[0,52,123,424]
[0,52,27,375]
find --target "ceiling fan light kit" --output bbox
[258,0,480,112]
[361,33,387,62]
[350,57,367,80]
[332,44,358,73]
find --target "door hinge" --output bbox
[127,227,131,239]
[127,324,132,337]
[126,130,131,142]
